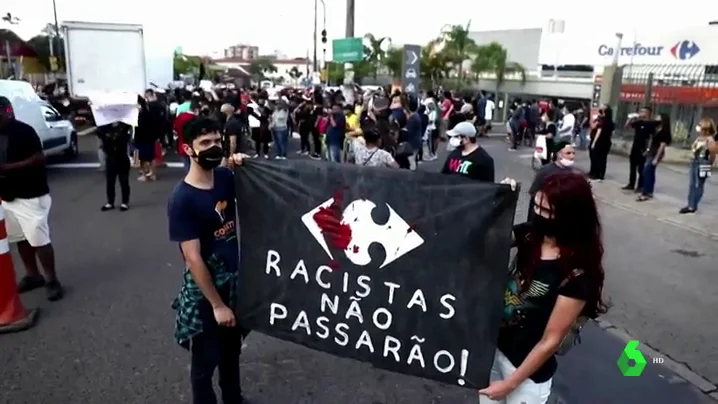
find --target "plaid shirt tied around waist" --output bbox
[171,255,237,349]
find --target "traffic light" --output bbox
[321,29,327,44]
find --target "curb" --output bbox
[596,319,718,400]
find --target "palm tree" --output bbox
[363,33,390,78]
[288,65,303,85]
[420,39,451,88]
[470,42,526,91]
[438,22,478,82]
[2,12,20,25]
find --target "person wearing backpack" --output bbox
[478,171,608,404]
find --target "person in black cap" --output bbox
[0,96,64,301]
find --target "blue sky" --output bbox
[3,0,715,59]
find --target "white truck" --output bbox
[62,21,147,98]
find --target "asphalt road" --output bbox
[1,135,716,404]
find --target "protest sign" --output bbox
[234,160,517,389]
[88,92,139,127]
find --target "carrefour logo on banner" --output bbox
[670,40,700,60]
[597,40,700,60]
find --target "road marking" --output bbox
[77,127,97,136]
[49,162,185,169]
[48,162,101,168]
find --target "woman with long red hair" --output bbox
[479,171,608,404]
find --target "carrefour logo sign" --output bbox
[597,40,700,60]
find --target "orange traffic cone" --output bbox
[0,199,39,334]
[154,141,166,168]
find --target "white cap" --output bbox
[447,121,477,138]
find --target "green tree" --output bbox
[363,33,390,78]
[248,57,278,79]
[383,47,403,79]
[420,39,452,88]
[326,62,345,85]
[26,23,65,71]
[439,22,478,83]
[173,52,201,79]
[470,42,526,90]
[352,60,373,83]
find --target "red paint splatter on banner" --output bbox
[313,190,352,252]
[327,259,340,271]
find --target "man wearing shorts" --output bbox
[0,97,63,301]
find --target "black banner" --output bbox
[234,160,517,389]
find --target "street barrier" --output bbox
[0,199,39,334]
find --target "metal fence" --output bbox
[615,64,718,148]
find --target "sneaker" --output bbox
[137,175,147,182]
[310,153,321,160]
[621,185,634,191]
[17,275,46,293]
[263,155,269,159]
[46,280,65,302]
[101,204,115,212]
[120,204,129,211]
[679,207,696,214]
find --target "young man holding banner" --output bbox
[168,116,250,404]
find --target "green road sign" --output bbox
[332,38,363,63]
[618,340,647,376]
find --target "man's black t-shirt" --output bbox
[168,168,238,274]
[630,120,658,155]
[440,146,495,182]
[498,223,591,383]
[0,119,50,201]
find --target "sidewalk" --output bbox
[574,149,718,239]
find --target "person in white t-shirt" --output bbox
[481,96,496,136]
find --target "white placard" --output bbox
[89,92,139,127]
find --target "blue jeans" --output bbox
[688,161,708,209]
[642,156,657,195]
[327,144,342,163]
[273,127,289,157]
[575,128,589,150]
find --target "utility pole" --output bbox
[312,0,318,74]
[342,0,356,105]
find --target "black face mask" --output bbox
[193,146,223,170]
[531,214,557,237]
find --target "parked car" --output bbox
[0,79,79,159]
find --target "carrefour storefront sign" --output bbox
[597,43,665,58]
[538,26,714,66]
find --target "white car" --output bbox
[0,80,79,159]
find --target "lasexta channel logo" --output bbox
[617,340,648,376]
[670,40,700,60]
